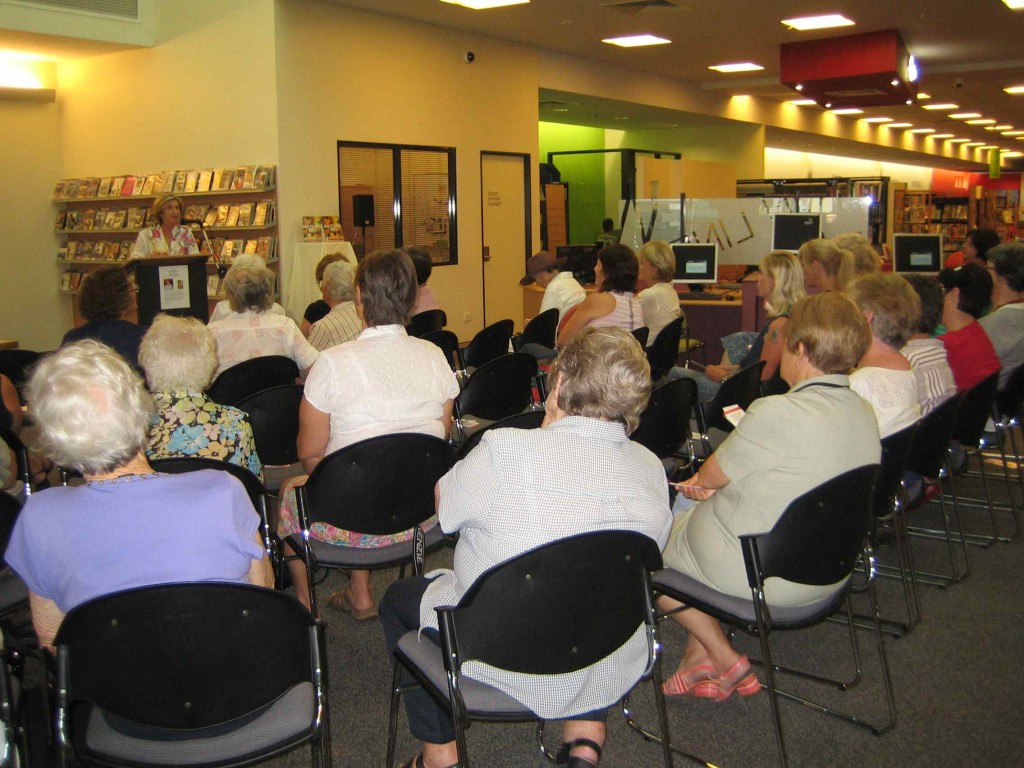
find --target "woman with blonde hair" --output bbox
[798,237,855,292]
[832,232,881,276]
[667,250,805,401]
[130,193,199,259]
[636,240,682,346]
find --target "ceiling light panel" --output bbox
[1005,85,1024,94]
[830,108,863,115]
[966,118,996,125]
[922,103,958,110]
[440,0,529,8]
[781,14,855,30]
[861,117,893,123]
[602,34,671,47]
[708,62,764,73]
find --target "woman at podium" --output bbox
[130,193,199,258]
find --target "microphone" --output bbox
[181,218,205,226]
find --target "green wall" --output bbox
[539,122,609,244]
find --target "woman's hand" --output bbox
[672,477,717,501]
[704,364,735,383]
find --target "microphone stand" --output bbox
[184,219,226,278]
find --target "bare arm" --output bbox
[556,293,614,348]
[297,398,331,474]
[299,318,313,338]
[247,532,275,589]
[29,592,64,653]
[672,454,730,501]
[1,375,23,433]
[759,316,788,381]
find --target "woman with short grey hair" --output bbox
[207,263,319,376]
[140,314,263,479]
[4,340,271,650]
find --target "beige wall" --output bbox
[274,0,541,341]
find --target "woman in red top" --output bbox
[938,264,1000,392]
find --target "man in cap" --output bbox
[521,250,586,325]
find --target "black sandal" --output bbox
[554,738,603,768]
[400,754,460,768]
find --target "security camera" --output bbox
[464,51,475,64]
[954,77,964,88]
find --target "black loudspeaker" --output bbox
[353,195,375,227]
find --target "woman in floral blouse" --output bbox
[138,314,263,481]
[130,193,199,258]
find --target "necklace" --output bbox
[86,472,160,487]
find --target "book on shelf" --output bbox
[215,204,230,226]
[110,177,125,197]
[322,216,345,241]
[141,175,158,196]
[226,205,241,227]
[131,177,147,196]
[302,216,324,242]
[236,203,254,227]
[253,166,271,189]
[253,201,269,227]
[97,178,112,198]
[241,166,257,190]
[126,208,146,229]
[184,204,209,222]
[172,170,187,193]
[60,272,72,291]
[231,167,247,191]
[66,241,78,258]
[221,240,237,259]
[243,239,258,255]
[118,241,133,260]
[69,272,84,290]
[83,178,100,198]
[78,242,95,258]
[184,170,199,193]
[203,207,219,228]
[55,210,67,230]
[57,245,68,259]
[81,210,97,230]
[104,242,121,260]
[120,177,136,196]
[54,179,68,198]
[211,168,225,191]
[218,169,235,191]
[256,236,275,261]
[110,209,128,229]
[207,275,221,298]
[196,170,213,193]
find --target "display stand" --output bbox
[130,254,210,326]
[285,241,357,320]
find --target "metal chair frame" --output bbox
[694,360,765,458]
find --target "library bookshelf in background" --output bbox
[53,164,279,325]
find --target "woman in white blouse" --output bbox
[635,240,682,346]
[130,193,199,259]
[277,249,459,616]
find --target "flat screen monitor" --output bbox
[893,233,943,274]
[556,244,598,285]
[671,243,718,285]
[772,213,821,252]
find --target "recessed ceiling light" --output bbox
[612,116,630,120]
[885,122,913,128]
[1002,1,1024,9]
[967,118,997,125]
[922,103,958,110]
[965,142,985,147]
[909,128,935,134]
[993,125,1014,130]
[830,108,863,115]
[781,14,855,30]
[931,133,955,138]
[948,138,970,143]
[1002,130,1024,136]
[440,0,529,8]
[602,34,671,47]
[916,92,931,100]
[708,62,764,73]
[1004,151,1024,157]
[949,112,982,119]
[1005,85,1024,94]
[552,108,569,112]
[861,117,893,123]
[787,99,817,106]
[980,145,998,150]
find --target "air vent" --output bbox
[540,100,578,108]
[11,0,139,20]
[601,0,688,15]
[823,88,889,98]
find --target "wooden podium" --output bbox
[129,254,209,326]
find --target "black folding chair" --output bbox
[648,465,891,768]
[645,316,685,382]
[0,350,43,401]
[453,353,539,444]
[54,583,331,768]
[630,377,697,475]
[455,409,544,461]
[421,330,460,373]
[0,494,26,621]
[386,531,673,768]
[0,428,31,497]
[236,384,304,467]
[511,308,559,352]
[406,309,447,338]
[207,355,300,407]
[456,319,514,378]
[291,434,456,618]
[630,327,650,348]
[694,360,765,457]
[992,364,1024,509]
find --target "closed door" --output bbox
[481,153,529,329]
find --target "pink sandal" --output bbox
[693,656,760,701]
[662,663,715,697]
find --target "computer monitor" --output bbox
[671,243,718,285]
[892,233,943,274]
[556,244,598,285]
[772,213,821,252]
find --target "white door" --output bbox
[481,153,529,329]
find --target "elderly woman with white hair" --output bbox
[4,341,272,649]
[208,254,287,323]
[140,314,263,480]
[207,262,319,376]
[636,240,682,346]
[381,326,672,768]
[307,260,360,351]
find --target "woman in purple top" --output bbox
[4,341,272,650]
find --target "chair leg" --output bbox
[649,653,676,768]
[386,662,403,768]
[752,593,789,768]
[453,721,471,768]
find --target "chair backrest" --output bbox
[300,433,455,536]
[630,327,650,348]
[440,531,662,676]
[905,394,960,478]
[406,309,447,338]
[0,350,43,398]
[456,353,538,422]
[995,363,1024,420]
[456,410,544,460]
[0,427,30,491]
[459,319,514,371]
[514,308,559,351]
[206,355,300,407]
[699,360,766,433]
[952,372,999,447]
[421,330,460,372]
[55,583,316,730]
[148,456,266,513]
[645,316,685,381]
[630,377,696,459]
[874,422,918,518]
[741,464,879,588]
[235,384,304,466]
[0,492,21,556]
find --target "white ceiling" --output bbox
[331,0,1024,171]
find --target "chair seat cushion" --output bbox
[396,632,533,720]
[653,568,846,629]
[288,524,445,568]
[80,681,315,765]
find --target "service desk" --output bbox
[680,298,741,364]
[285,241,357,321]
